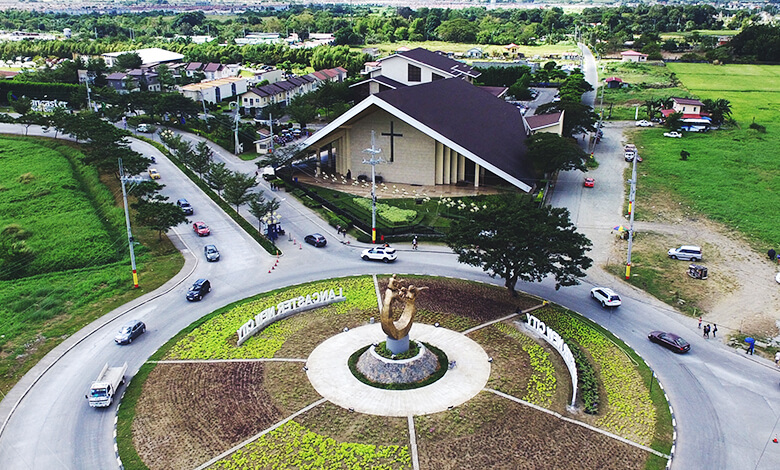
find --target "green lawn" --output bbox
[355,40,580,59]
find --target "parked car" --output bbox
[304,233,327,247]
[136,123,152,133]
[361,246,397,263]
[648,331,690,353]
[590,287,622,307]
[186,278,211,301]
[114,320,146,345]
[204,244,220,261]
[177,198,193,215]
[193,221,210,237]
[663,131,683,138]
[584,177,595,188]
[667,245,702,261]
[636,120,653,127]
[148,168,161,180]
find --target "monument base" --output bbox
[386,335,410,355]
[356,342,440,384]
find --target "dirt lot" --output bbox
[133,362,285,470]
[415,392,648,470]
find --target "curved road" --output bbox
[2,73,780,469]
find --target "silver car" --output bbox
[204,245,220,262]
[667,245,702,261]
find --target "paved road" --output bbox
[2,87,780,469]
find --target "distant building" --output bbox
[620,50,647,63]
[101,48,184,68]
[466,47,484,58]
[661,97,711,131]
[605,77,623,89]
[105,69,160,94]
[524,112,565,136]
[180,76,248,104]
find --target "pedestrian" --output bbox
[412,236,418,250]
[346,169,352,180]
[769,248,777,261]
[703,324,710,338]
[712,324,717,338]
[336,225,341,235]
[775,350,780,366]
[698,316,702,329]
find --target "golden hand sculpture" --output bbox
[380,275,428,340]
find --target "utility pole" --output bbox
[269,113,274,154]
[199,90,208,122]
[362,131,386,244]
[626,147,638,280]
[85,74,93,112]
[118,159,139,288]
[230,100,241,155]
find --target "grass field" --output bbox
[356,40,579,60]
[0,136,184,395]
[628,64,780,247]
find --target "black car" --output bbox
[304,233,327,247]
[186,279,211,301]
[204,245,220,262]
[114,320,146,345]
[648,331,691,353]
[177,198,194,215]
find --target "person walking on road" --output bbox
[775,351,780,366]
[703,324,710,339]
[712,324,717,338]
[698,316,702,329]
[412,236,418,250]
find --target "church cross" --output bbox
[381,121,403,162]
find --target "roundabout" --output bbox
[306,323,491,416]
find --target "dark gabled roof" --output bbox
[672,97,705,106]
[394,47,480,79]
[479,86,508,98]
[525,112,563,130]
[106,72,126,80]
[287,76,308,86]
[349,75,407,90]
[375,78,533,188]
[248,87,271,97]
[203,62,222,72]
[273,81,296,91]
[186,62,202,71]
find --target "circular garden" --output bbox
[118,276,673,470]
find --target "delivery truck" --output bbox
[86,362,127,408]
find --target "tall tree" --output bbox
[133,195,189,240]
[701,98,732,126]
[535,100,598,138]
[525,133,588,176]
[206,162,230,197]
[223,171,258,213]
[446,193,592,295]
[248,193,281,233]
[191,141,213,178]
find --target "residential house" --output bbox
[180,76,248,104]
[621,50,648,63]
[660,97,711,131]
[605,77,623,89]
[524,112,565,136]
[105,69,159,93]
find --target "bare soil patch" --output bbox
[263,361,321,415]
[133,362,283,470]
[415,392,648,469]
[296,401,410,446]
[272,308,371,359]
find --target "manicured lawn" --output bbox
[355,40,579,59]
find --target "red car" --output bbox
[584,177,595,188]
[193,221,210,236]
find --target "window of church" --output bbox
[408,64,421,82]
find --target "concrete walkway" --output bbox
[306,323,490,417]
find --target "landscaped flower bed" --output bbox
[210,421,412,470]
[167,277,376,360]
[352,197,418,224]
[533,307,656,445]
[494,322,557,407]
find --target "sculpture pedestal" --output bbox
[386,335,410,355]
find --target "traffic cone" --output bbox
[773,436,778,443]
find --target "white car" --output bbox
[663,131,682,138]
[590,287,622,307]
[636,120,653,127]
[361,246,397,263]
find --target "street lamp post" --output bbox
[229,101,241,155]
[626,147,638,280]
[362,130,386,244]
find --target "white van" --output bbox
[667,245,702,261]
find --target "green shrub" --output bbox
[301,197,320,208]
[347,342,448,390]
[352,197,417,224]
[567,340,600,414]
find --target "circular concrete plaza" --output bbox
[306,322,491,417]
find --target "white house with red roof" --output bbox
[621,50,647,63]
[661,97,712,130]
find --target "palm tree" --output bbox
[702,98,732,126]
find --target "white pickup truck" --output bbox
[86,362,127,408]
